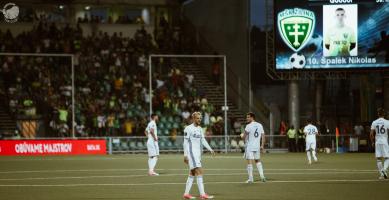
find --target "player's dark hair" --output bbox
[151,113,158,119]
[336,8,345,12]
[246,112,255,119]
[306,119,312,124]
[377,108,385,117]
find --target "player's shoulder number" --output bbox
[254,128,259,138]
[375,124,387,135]
[308,127,316,135]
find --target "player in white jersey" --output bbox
[183,112,215,199]
[145,114,159,176]
[303,119,320,165]
[324,8,356,57]
[241,112,266,183]
[370,108,389,179]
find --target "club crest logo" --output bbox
[277,8,315,52]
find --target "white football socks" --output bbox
[148,158,153,171]
[384,158,389,171]
[256,162,265,178]
[152,157,158,171]
[377,160,383,175]
[184,176,194,194]
[307,151,312,163]
[247,164,253,181]
[148,157,158,172]
[197,176,205,195]
[312,151,318,161]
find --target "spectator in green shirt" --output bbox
[58,108,68,123]
[287,126,297,152]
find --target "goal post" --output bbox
[0,53,75,138]
[148,54,229,153]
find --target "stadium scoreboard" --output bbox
[275,0,389,70]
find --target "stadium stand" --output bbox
[0,21,226,148]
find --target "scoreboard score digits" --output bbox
[275,0,389,70]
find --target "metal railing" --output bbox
[105,134,370,154]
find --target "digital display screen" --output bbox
[275,0,389,70]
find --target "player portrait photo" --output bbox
[323,4,358,57]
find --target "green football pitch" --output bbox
[0,153,388,200]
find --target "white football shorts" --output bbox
[375,143,389,158]
[244,150,260,160]
[147,139,159,157]
[306,141,316,151]
[187,153,202,170]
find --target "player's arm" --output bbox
[240,130,248,140]
[261,133,266,152]
[201,132,215,156]
[350,29,356,50]
[149,127,158,141]
[183,130,189,164]
[241,125,249,140]
[369,128,375,146]
[183,139,189,157]
[144,129,148,136]
[350,43,356,50]
[324,32,330,50]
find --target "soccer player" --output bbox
[324,7,356,56]
[145,114,159,176]
[303,119,320,165]
[183,112,215,199]
[241,112,266,183]
[370,108,389,179]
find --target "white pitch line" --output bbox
[0,168,377,174]
[0,173,246,181]
[0,157,184,162]
[0,171,378,181]
[0,156,244,162]
[3,154,359,162]
[0,179,386,187]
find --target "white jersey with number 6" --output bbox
[303,124,318,143]
[245,121,264,152]
[371,118,389,145]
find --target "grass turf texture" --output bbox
[0,153,388,200]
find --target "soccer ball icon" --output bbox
[2,3,19,22]
[289,53,306,69]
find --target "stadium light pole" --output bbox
[223,55,228,153]
[71,55,75,138]
[148,55,153,117]
[0,53,75,138]
[247,0,253,111]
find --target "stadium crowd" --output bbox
[0,20,224,138]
